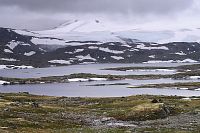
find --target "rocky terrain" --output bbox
[0,93,200,132]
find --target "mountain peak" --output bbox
[53,19,108,32]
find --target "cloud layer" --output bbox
[0,0,197,30]
[0,0,193,14]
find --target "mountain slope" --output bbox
[14,19,200,44]
[1,19,200,67]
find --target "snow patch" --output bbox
[189,76,200,79]
[65,51,73,54]
[136,43,169,50]
[179,88,189,90]
[24,51,36,56]
[0,65,34,69]
[7,41,19,50]
[149,55,155,58]
[48,60,71,64]
[68,78,89,82]
[89,78,107,81]
[0,80,10,85]
[144,59,198,63]
[121,44,132,48]
[76,54,96,61]
[127,69,175,72]
[31,38,66,45]
[144,60,175,63]
[74,49,84,53]
[68,78,107,82]
[88,46,98,49]
[178,59,198,63]
[99,47,124,54]
[111,56,124,60]
[0,58,19,62]
[4,49,13,53]
[174,51,187,55]
[0,65,7,69]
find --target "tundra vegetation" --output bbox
[0,93,200,132]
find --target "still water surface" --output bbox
[0,63,199,97]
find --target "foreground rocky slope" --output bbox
[0,93,200,132]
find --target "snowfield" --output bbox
[31,37,66,45]
[13,19,200,45]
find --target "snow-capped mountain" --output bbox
[1,19,200,67]
[14,19,200,44]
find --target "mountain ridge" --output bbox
[1,20,200,68]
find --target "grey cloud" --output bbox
[0,0,196,30]
[0,0,194,15]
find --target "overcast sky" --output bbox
[0,0,199,30]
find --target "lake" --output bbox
[0,63,194,78]
[0,63,199,97]
[0,78,200,97]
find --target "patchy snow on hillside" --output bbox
[31,37,66,45]
[129,48,139,51]
[65,51,73,54]
[4,49,13,53]
[88,46,98,49]
[144,59,198,64]
[136,43,169,50]
[24,51,36,56]
[74,49,84,53]
[99,47,124,54]
[20,43,31,46]
[178,59,198,63]
[48,60,71,64]
[111,56,124,60]
[80,62,96,64]
[76,54,96,61]
[0,58,19,62]
[174,51,187,55]
[7,41,19,50]
[149,55,156,58]
[121,44,132,48]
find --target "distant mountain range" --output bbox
[0,19,200,67]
